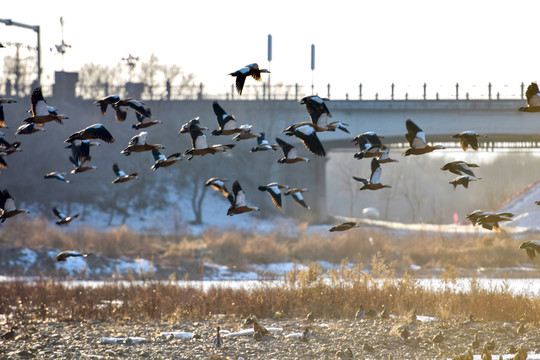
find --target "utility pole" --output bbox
[311,44,315,95]
[267,34,272,100]
[0,19,41,87]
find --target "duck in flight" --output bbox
[44,172,70,183]
[451,131,485,151]
[250,133,279,152]
[112,163,138,183]
[15,122,45,135]
[300,95,350,133]
[133,109,162,130]
[65,123,115,144]
[227,180,259,216]
[466,210,514,232]
[284,188,310,209]
[520,240,540,260]
[23,87,68,126]
[402,119,445,156]
[53,207,79,225]
[353,132,386,160]
[328,222,359,232]
[121,131,164,156]
[69,140,96,174]
[205,177,231,198]
[150,149,181,171]
[211,101,251,136]
[94,94,120,116]
[182,120,235,161]
[0,189,29,222]
[229,63,270,95]
[352,158,391,190]
[113,98,151,122]
[55,250,93,262]
[282,124,326,156]
[275,137,309,164]
[519,82,540,112]
[258,183,289,210]
[449,175,481,189]
[0,137,21,156]
[440,161,479,177]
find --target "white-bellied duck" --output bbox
[53,207,79,225]
[353,132,386,159]
[402,119,445,156]
[0,189,29,222]
[178,117,208,134]
[133,109,162,130]
[15,122,45,135]
[227,180,259,216]
[229,63,270,95]
[300,95,332,124]
[276,137,309,164]
[449,175,481,189]
[520,240,540,260]
[112,163,138,183]
[205,177,231,198]
[211,101,251,135]
[441,161,479,176]
[151,149,181,171]
[112,98,151,122]
[250,132,279,152]
[94,94,120,116]
[23,87,68,126]
[55,250,93,262]
[258,183,289,210]
[377,147,398,163]
[69,140,96,174]
[519,83,540,112]
[0,136,21,155]
[284,188,310,209]
[451,131,485,151]
[466,210,514,232]
[283,124,326,156]
[328,222,359,232]
[183,122,235,160]
[232,127,258,141]
[121,131,164,156]
[352,158,391,190]
[65,123,115,144]
[44,172,70,183]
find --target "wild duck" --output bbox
[328,222,359,232]
[0,97,16,104]
[353,132,386,159]
[178,117,208,134]
[55,250,93,262]
[0,137,21,155]
[53,207,79,225]
[183,122,235,160]
[520,240,540,260]
[113,98,151,122]
[466,210,514,231]
[276,137,309,164]
[449,175,481,189]
[133,109,162,130]
[377,147,398,163]
[451,131,485,151]
[23,87,68,126]
[355,304,365,319]
[353,158,391,190]
[211,101,251,135]
[15,122,45,135]
[205,177,231,198]
[213,326,223,348]
[65,123,115,144]
[284,188,310,209]
[326,120,350,133]
[44,172,70,183]
[258,183,289,210]
[232,127,258,141]
[283,123,326,156]
[229,63,270,95]
[519,82,540,112]
[94,94,120,116]
[441,161,479,176]
[402,119,445,156]
[69,140,96,174]
[112,163,138,183]
[121,131,164,156]
[151,149,181,170]
[250,132,279,152]
[300,95,332,124]
[227,180,259,216]
[0,189,29,222]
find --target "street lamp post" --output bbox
[0,19,41,87]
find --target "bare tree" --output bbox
[78,63,121,98]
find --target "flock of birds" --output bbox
[0,65,540,262]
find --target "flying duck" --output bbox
[23,87,68,126]
[121,131,164,156]
[227,180,259,216]
[94,94,120,116]
[69,140,96,174]
[328,222,359,232]
[441,161,479,176]
[284,188,310,209]
[283,124,326,156]
[65,123,115,144]
[276,137,309,164]
[183,123,235,160]
[213,326,223,348]
[402,119,445,156]
[466,210,514,231]
[132,109,162,130]
[55,250,93,262]
[151,149,181,170]
[178,117,208,134]
[232,127,258,141]
[205,177,231,198]
[300,95,332,124]
[449,175,481,189]
[353,132,386,159]
[451,131,485,151]
[211,101,251,135]
[520,240,540,260]
[0,137,21,155]
[377,147,398,163]
[112,98,151,122]
[250,132,279,152]
[519,82,540,112]
[15,122,45,135]
[44,172,70,183]
[353,158,392,190]
[53,207,79,225]
[258,183,289,210]
[0,97,16,104]
[112,163,138,183]
[0,189,29,222]
[229,63,270,95]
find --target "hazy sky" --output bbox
[1,0,538,99]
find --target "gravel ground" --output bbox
[0,315,536,359]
